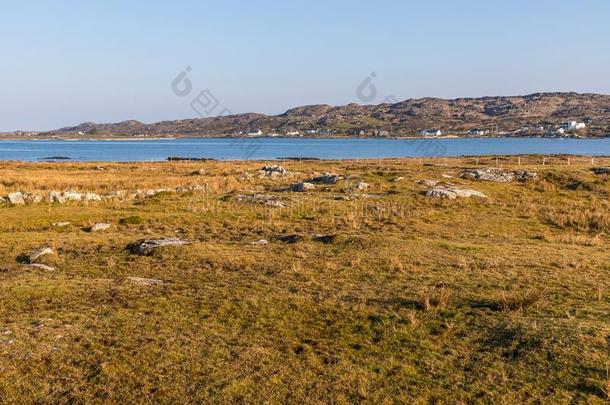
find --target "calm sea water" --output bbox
[1,137,609,162]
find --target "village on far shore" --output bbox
[1,119,602,140]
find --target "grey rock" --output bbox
[261,165,289,177]
[62,191,83,201]
[277,234,301,244]
[290,182,316,192]
[23,192,44,204]
[592,167,610,175]
[8,192,25,205]
[49,191,66,204]
[129,238,191,255]
[426,186,487,200]
[418,179,439,187]
[308,173,344,185]
[29,247,55,264]
[461,168,538,183]
[251,239,269,245]
[83,192,102,202]
[29,263,57,272]
[357,181,370,191]
[90,223,111,232]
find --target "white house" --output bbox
[419,129,442,136]
[286,131,300,136]
[468,129,490,136]
[247,129,263,136]
[561,121,586,131]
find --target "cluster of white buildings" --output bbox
[418,129,442,136]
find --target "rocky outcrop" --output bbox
[461,168,538,183]
[307,174,344,185]
[290,182,316,192]
[260,165,290,178]
[28,247,55,264]
[591,167,610,175]
[128,238,192,256]
[0,184,206,206]
[426,186,487,200]
[90,223,111,232]
[8,192,25,205]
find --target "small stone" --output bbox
[308,174,343,185]
[277,235,301,244]
[290,182,315,192]
[52,222,71,227]
[62,191,83,201]
[418,179,439,187]
[357,182,370,191]
[8,192,25,205]
[90,223,111,232]
[426,186,487,200]
[29,263,57,271]
[29,247,55,264]
[128,238,191,255]
[83,193,102,202]
[251,239,269,245]
[49,191,66,204]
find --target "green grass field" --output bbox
[1,157,609,403]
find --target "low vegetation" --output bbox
[0,156,609,403]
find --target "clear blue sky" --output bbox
[2,0,609,131]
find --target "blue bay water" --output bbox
[0,137,610,162]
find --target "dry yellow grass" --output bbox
[1,156,610,403]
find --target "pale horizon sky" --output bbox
[2,0,610,131]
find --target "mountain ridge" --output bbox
[47,92,610,137]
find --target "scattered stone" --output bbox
[461,168,538,183]
[62,191,83,201]
[356,181,370,191]
[290,182,315,192]
[277,235,301,244]
[83,192,102,202]
[426,186,487,200]
[393,177,405,182]
[312,234,337,244]
[7,192,25,205]
[127,277,167,286]
[418,179,439,187]
[23,192,43,204]
[251,239,269,245]
[591,167,610,175]
[308,173,344,185]
[49,191,66,204]
[236,194,286,207]
[128,238,191,255]
[260,165,289,177]
[95,165,106,171]
[28,247,55,264]
[52,222,71,227]
[29,263,57,272]
[90,223,111,232]
[190,169,206,176]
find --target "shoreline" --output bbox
[0,134,608,142]
[0,153,609,164]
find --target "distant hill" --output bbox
[47,92,610,137]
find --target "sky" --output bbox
[1,0,610,131]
